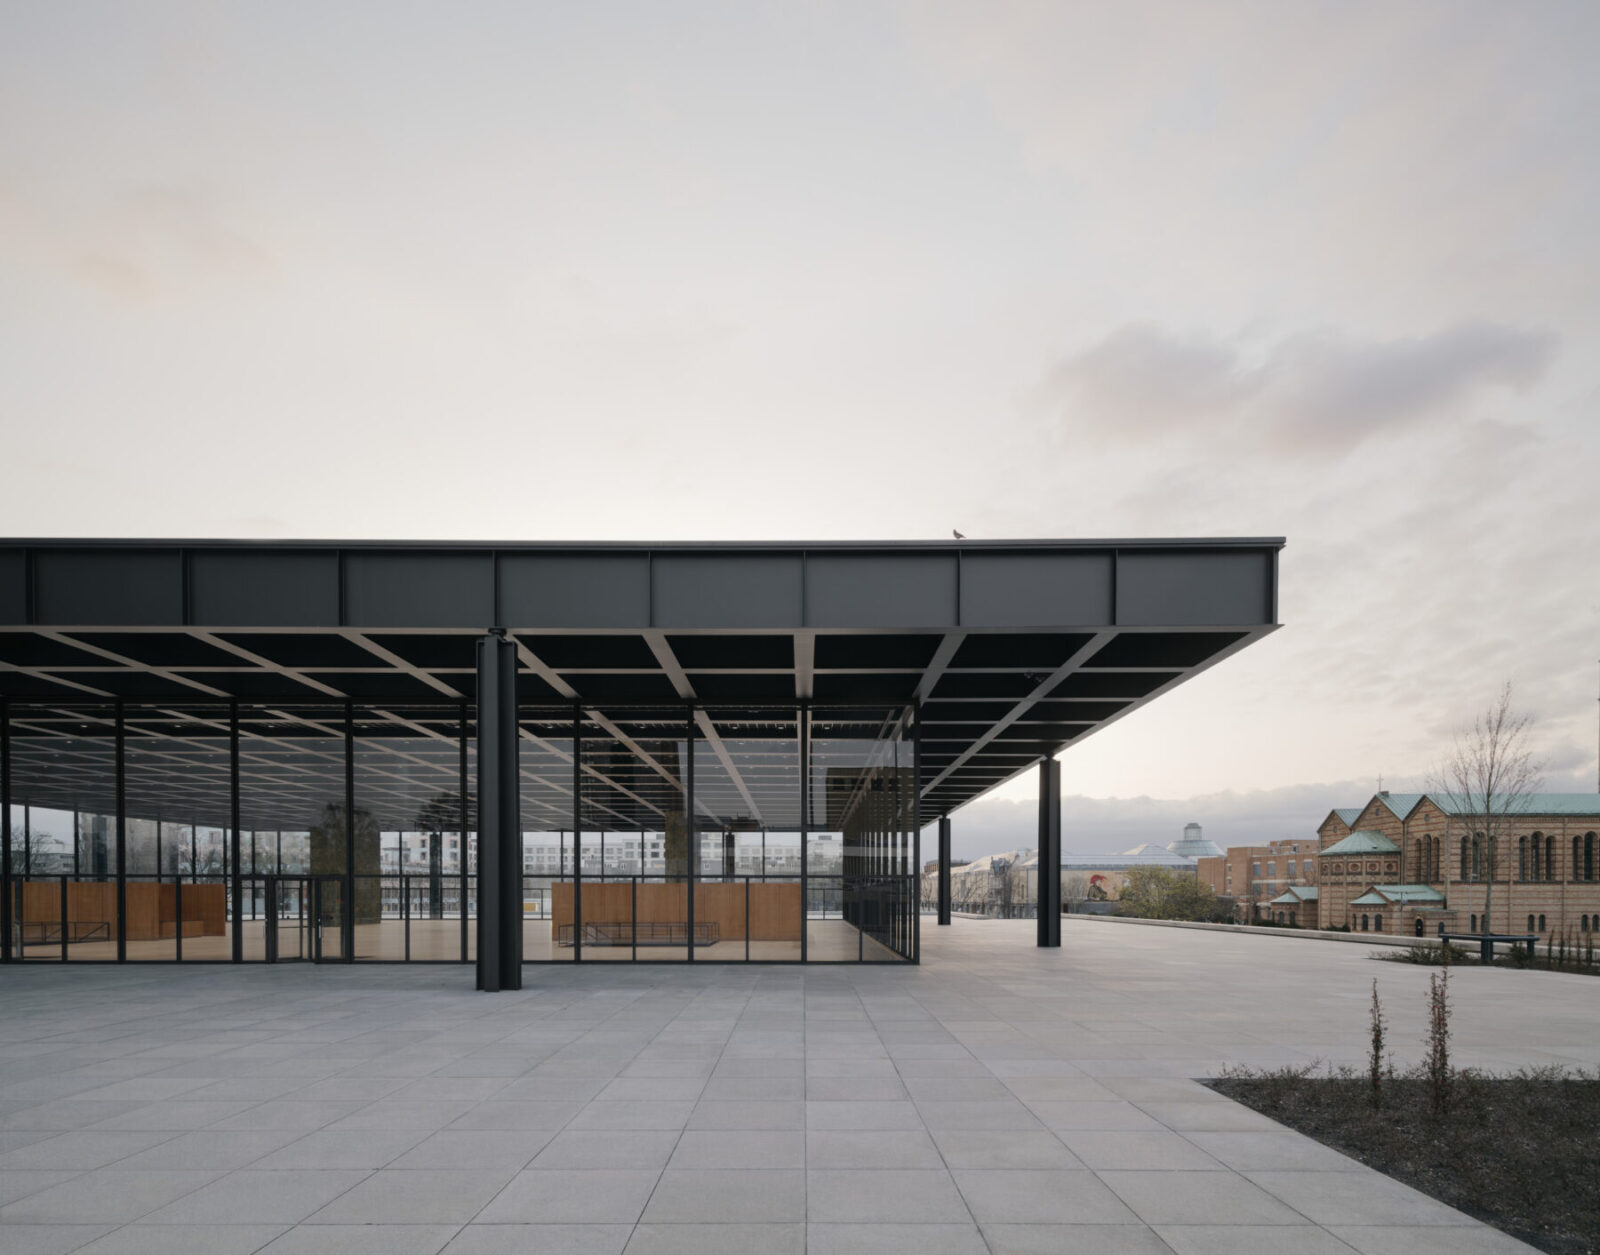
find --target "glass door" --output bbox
[267,876,311,962]
[313,877,346,962]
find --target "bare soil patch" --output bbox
[1208,1068,1600,1255]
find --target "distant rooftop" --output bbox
[1321,830,1401,856]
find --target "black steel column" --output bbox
[458,703,469,960]
[912,702,921,962]
[1037,757,1061,947]
[685,706,695,962]
[1,697,11,964]
[343,703,355,962]
[572,706,582,963]
[937,816,952,926]
[475,631,522,991]
[115,701,126,962]
[799,705,808,963]
[229,703,242,961]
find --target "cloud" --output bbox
[1261,321,1557,450]
[1045,319,1557,454]
[1041,323,1253,437]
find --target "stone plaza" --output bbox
[3,916,1591,1255]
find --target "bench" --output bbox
[1440,932,1538,965]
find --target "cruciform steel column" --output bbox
[1037,757,1061,947]
[476,630,522,991]
[937,816,952,925]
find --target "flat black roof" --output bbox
[0,537,1283,816]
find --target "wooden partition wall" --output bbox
[549,881,802,944]
[19,881,227,941]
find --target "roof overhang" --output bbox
[0,537,1284,817]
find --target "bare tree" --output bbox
[992,857,1016,919]
[1433,682,1543,936]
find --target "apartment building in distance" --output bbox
[1196,838,1319,923]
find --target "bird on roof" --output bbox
[952,529,966,540]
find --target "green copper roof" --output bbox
[1426,793,1600,818]
[1373,793,1426,819]
[1269,886,1319,904]
[1350,884,1444,906]
[1333,808,1363,827]
[1320,830,1400,856]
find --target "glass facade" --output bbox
[3,698,918,966]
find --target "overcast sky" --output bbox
[3,2,1597,859]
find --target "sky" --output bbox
[2,2,1598,860]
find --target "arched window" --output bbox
[1361,915,1369,932]
[1528,914,1536,933]
[1374,914,1383,932]
[1575,836,1583,882]
[1586,833,1595,882]
[1289,910,1297,926]
[1437,921,1446,937]
[1519,836,1528,880]
[1544,835,1554,881]
[1471,913,1478,932]
[1460,836,1469,879]
[1539,914,1546,932]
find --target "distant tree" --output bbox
[1116,866,1223,922]
[1431,683,1543,936]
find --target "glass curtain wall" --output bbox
[354,705,468,961]
[578,709,691,961]
[3,698,917,965]
[694,709,803,961]
[519,706,576,962]
[809,707,918,961]
[7,703,121,961]
[238,706,350,961]
[123,706,235,960]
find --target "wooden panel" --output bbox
[547,880,798,945]
[15,881,227,939]
[694,882,745,940]
[124,883,160,941]
[20,881,61,924]
[747,883,802,941]
[188,885,227,936]
[552,881,697,936]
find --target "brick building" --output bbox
[1196,837,1319,922]
[1316,792,1600,938]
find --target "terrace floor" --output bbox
[3,915,1593,1255]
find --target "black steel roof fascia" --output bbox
[0,537,1287,553]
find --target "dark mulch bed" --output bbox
[1208,1068,1600,1255]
